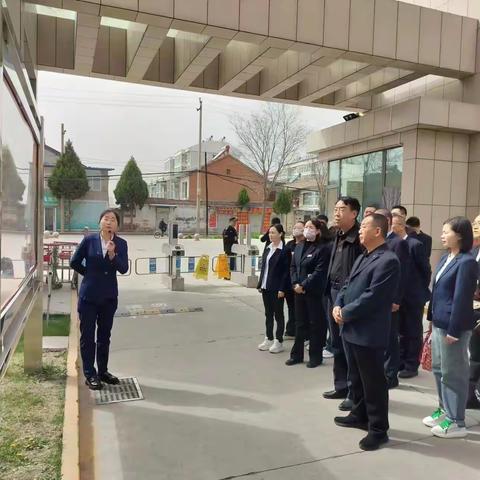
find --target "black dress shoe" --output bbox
[388,377,399,389]
[334,415,368,431]
[323,388,348,400]
[285,358,303,366]
[99,371,120,385]
[306,360,323,368]
[338,398,353,411]
[85,376,103,390]
[359,433,389,451]
[398,369,418,379]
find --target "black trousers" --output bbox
[284,289,296,336]
[468,319,480,408]
[327,288,350,393]
[261,290,285,342]
[290,293,327,363]
[344,340,389,435]
[384,311,400,381]
[78,297,118,378]
[399,302,425,372]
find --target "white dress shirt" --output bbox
[435,253,456,284]
[261,242,283,290]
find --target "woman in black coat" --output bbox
[257,224,289,354]
[283,221,305,338]
[286,219,332,368]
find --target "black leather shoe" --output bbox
[388,377,399,389]
[85,376,103,390]
[334,415,368,431]
[398,369,418,379]
[323,388,348,400]
[338,398,353,411]
[285,358,303,366]
[99,372,120,385]
[306,360,323,368]
[359,433,389,451]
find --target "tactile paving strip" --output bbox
[95,377,144,405]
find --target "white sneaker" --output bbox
[422,407,445,427]
[269,339,284,354]
[258,338,273,351]
[323,348,334,359]
[431,419,467,439]
[305,341,309,351]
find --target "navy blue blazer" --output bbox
[257,244,289,292]
[386,232,410,305]
[427,252,477,338]
[335,243,400,349]
[404,235,431,307]
[290,241,331,296]
[70,233,129,303]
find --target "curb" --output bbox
[60,290,80,480]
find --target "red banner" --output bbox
[208,211,217,229]
[237,212,249,225]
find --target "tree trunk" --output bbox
[60,197,65,232]
[130,206,134,226]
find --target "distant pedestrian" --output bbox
[260,217,281,252]
[222,217,238,272]
[159,219,168,237]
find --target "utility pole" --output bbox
[60,123,66,232]
[195,98,202,236]
[204,151,209,238]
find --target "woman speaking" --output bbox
[70,209,129,390]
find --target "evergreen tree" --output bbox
[237,188,250,210]
[48,140,89,230]
[273,189,292,216]
[114,156,149,225]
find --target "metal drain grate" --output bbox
[95,377,144,405]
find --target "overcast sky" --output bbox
[37,71,348,199]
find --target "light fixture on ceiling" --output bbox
[343,112,365,122]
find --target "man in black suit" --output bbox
[333,213,400,451]
[406,216,432,259]
[222,217,238,273]
[392,214,431,378]
[377,209,410,389]
[323,197,363,411]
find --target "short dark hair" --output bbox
[376,208,392,223]
[406,216,420,228]
[444,216,473,253]
[365,203,379,210]
[229,217,237,222]
[99,209,120,225]
[369,213,389,238]
[392,205,408,216]
[271,217,281,225]
[317,214,329,224]
[337,196,361,217]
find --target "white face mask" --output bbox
[304,228,317,242]
[293,228,303,237]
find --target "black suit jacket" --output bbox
[404,235,431,307]
[335,243,400,348]
[410,231,432,258]
[386,232,410,305]
[257,245,289,292]
[290,241,331,296]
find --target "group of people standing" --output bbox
[256,198,480,450]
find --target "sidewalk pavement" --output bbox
[79,275,480,480]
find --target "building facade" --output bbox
[44,145,112,231]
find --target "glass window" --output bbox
[383,147,403,209]
[328,160,340,186]
[1,82,38,308]
[341,155,364,201]
[88,176,101,191]
[302,191,319,207]
[362,151,383,209]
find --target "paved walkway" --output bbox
[80,275,480,480]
